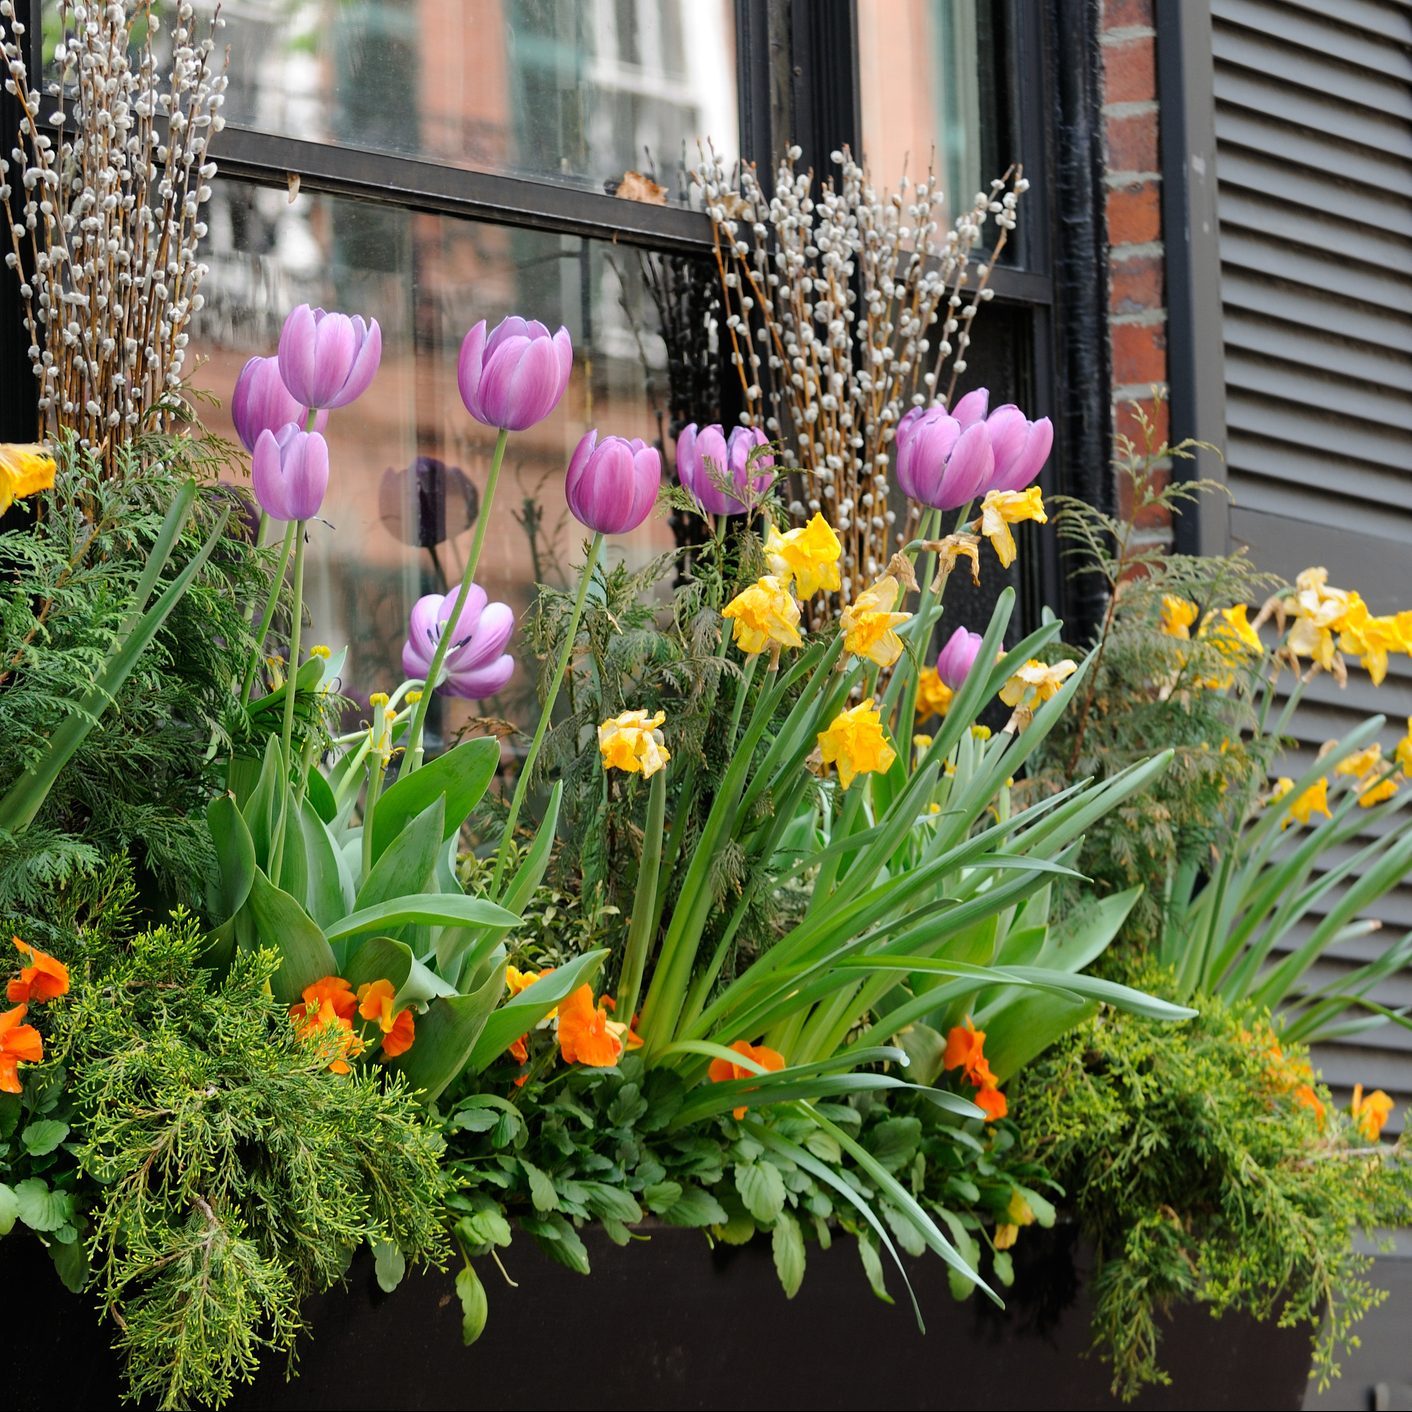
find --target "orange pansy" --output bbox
[1293,1083,1326,1126]
[556,985,623,1068]
[943,1017,992,1088]
[0,1003,45,1094]
[355,978,415,1059]
[380,1006,416,1059]
[973,1085,1008,1122]
[290,975,358,1025]
[707,1039,787,1119]
[508,1034,529,1064]
[7,937,69,1004]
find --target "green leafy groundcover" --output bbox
[1015,983,1412,1400]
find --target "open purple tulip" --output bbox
[231,356,327,453]
[277,305,382,410]
[982,405,1054,493]
[251,425,330,522]
[402,587,515,700]
[937,626,984,690]
[458,316,573,432]
[676,423,774,515]
[895,407,994,510]
[566,430,661,535]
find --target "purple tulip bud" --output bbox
[402,587,515,700]
[676,423,774,515]
[458,316,573,432]
[895,408,994,510]
[983,405,1054,494]
[565,430,661,535]
[251,425,330,522]
[937,626,984,690]
[231,356,327,453]
[277,305,382,410]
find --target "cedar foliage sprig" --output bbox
[64,914,448,1411]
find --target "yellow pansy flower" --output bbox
[0,443,56,514]
[915,666,954,722]
[598,709,671,779]
[998,658,1078,711]
[817,697,897,790]
[976,488,1047,569]
[1160,595,1199,639]
[840,575,911,668]
[722,575,804,655]
[764,513,842,599]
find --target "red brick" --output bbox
[1103,0,1155,31]
[1111,320,1167,385]
[1103,34,1157,104]
[1114,396,1171,454]
[1109,252,1165,314]
[1105,110,1159,173]
[1107,180,1162,246]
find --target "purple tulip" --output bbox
[983,405,1054,494]
[565,430,661,535]
[937,626,984,690]
[895,407,994,510]
[948,388,991,429]
[231,356,327,453]
[277,305,382,410]
[458,316,573,432]
[402,587,515,700]
[251,425,330,522]
[676,423,774,515]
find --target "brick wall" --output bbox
[1100,0,1170,535]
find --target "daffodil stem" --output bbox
[270,522,307,889]
[362,748,388,879]
[405,427,510,774]
[616,763,667,1024]
[241,520,297,706]
[491,532,604,895]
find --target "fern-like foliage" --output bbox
[0,433,278,922]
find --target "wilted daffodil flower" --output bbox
[1196,604,1263,688]
[722,576,803,655]
[1269,776,1331,829]
[817,698,897,790]
[840,576,911,667]
[764,513,842,599]
[598,709,671,779]
[1286,567,1362,673]
[999,657,1078,726]
[915,667,954,721]
[0,443,56,514]
[977,487,1048,569]
[1160,595,1200,639]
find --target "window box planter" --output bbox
[6,1221,1313,1411]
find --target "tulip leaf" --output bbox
[205,793,256,924]
[357,796,444,911]
[370,737,500,864]
[244,867,337,1004]
[388,955,508,1103]
[467,949,608,1073]
[343,935,414,994]
[305,766,338,824]
[325,893,518,943]
[241,737,286,870]
[299,798,356,931]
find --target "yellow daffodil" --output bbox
[1395,718,1412,779]
[1330,740,1398,808]
[976,488,1047,569]
[1270,775,1330,828]
[840,575,911,668]
[598,709,671,779]
[721,575,804,655]
[998,658,1078,711]
[1337,600,1406,686]
[764,513,842,599]
[1351,1083,1395,1142]
[1287,567,1361,672]
[915,666,954,722]
[1195,603,1263,688]
[1160,595,1199,639]
[0,443,56,514]
[817,697,896,790]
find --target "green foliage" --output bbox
[0,434,272,919]
[1015,987,1412,1400]
[57,913,448,1410]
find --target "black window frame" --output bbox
[2,0,1108,633]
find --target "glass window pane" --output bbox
[206,0,738,197]
[193,181,707,749]
[856,0,1006,225]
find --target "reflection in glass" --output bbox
[208,0,738,196]
[857,0,1001,225]
[192,181,702,750]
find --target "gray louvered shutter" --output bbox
[1209,0,1412,1125]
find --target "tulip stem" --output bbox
[241,519,298,707]
[405,427,510,773]
[270,523,307,888]
[490,531,604,895]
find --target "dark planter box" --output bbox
[6,1223,1313,1411]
